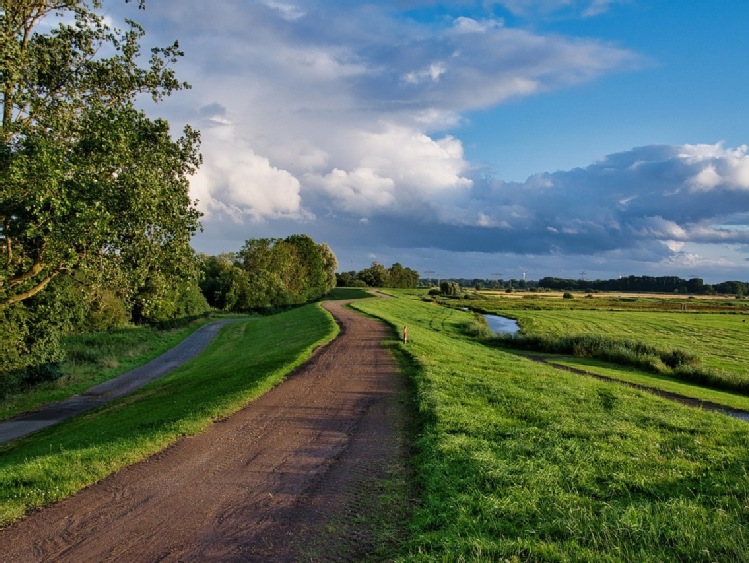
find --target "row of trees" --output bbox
[200,235,337,312]
[438,276,748,296]
[336,262,419,289]
[536,276,747,296]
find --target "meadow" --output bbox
[450,292,749,396]
[3,289,749,561]
[353,291,749,561]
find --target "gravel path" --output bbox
[0,301,404,562]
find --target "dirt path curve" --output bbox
[0,300,403,562]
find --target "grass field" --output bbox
[352,292,749,561]
[0,304,338,525]
[437,291,749,396]
[508,310,749,375]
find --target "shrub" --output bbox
[563,292,574,299]
[440,281,461,296]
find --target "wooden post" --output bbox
[403,325,408,344]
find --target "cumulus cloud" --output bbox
[304,123,472,219]
[190,120,307,223]
[380,143,749,258]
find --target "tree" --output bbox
[387,262,419,288]
[359,262,388,288]
[1,0,201,308]
[440,281,460,296]
[223,235,338,310]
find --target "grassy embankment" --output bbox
[0,304,338,525]
[353,292,749,561]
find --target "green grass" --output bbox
[0,304,338,525]
[352,292,749,561]
[0,318,216,421]
[547,356,749,412]
[324,287,375,300]
[450,295,749,395]
[510,309,749,375]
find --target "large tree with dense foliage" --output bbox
[1,0,202,309]
[336,261,419,289]
[200,235,338,312]
[1,1,207,388]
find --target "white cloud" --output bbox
[452,17,504,34]
[403,62,448,85]
[262,0,305,21]
[191,123,307,223]
[305,123,472,217]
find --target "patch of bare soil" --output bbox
[0,301,407,562]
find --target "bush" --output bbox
[563,292,574,299]
[492,333,700,378]
[440,281,461,296]
[460,317,493,339]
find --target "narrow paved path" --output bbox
[0,301,403,562]
[0,320,238,444]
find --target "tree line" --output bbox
[439,276,748,296]
[336,262,419,289]
[536,276,747,296]
[199,235,337,312]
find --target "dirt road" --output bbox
[0,301,405,562]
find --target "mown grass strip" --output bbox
[353,292,749,561]
[0,304,338,526]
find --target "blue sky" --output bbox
[107,0,749,283]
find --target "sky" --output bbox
[105,0,749,283]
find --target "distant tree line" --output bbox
[423,275,748,296]
[336,262,419,289]
[199,235,338,311]
[536,276,746,296]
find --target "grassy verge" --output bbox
[546,356,749,413]
[0,304,338,526]
[353,292,749,561]
[0,318,216,421]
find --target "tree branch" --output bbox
[2,269,61,306]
